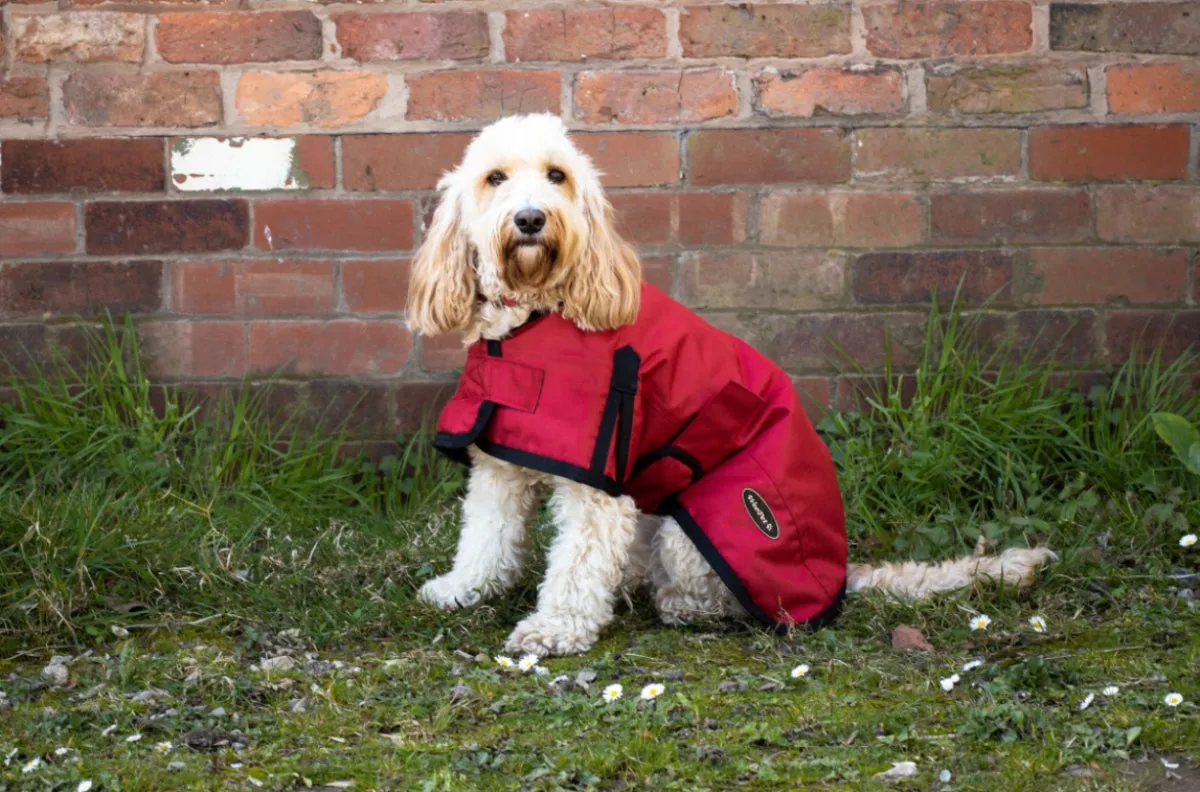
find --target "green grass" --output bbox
[1,308,1198,791]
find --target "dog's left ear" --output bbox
[562,185,642,331]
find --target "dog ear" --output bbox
[561,184,642,331]
[406,178,476,336]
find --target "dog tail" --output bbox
[846,546,1058,600]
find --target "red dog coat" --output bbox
[434,283,848,629]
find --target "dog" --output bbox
[405,113,1055,657]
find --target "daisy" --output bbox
[54,747,70,756]
[641,683,665,700]
[940,674,960,692]
[1029,615,1047,633]
[494,656,515,669]
[1164,692,1184,707]
[78,782,94,792]
[791,664,810,679]
[1103,686,1120,697]
[154,741,173,753]
[602,684,623,702]
[125,733,142,743]
[518,654,539,672]
[1079,692,1095,711]
[21,758,41,774]
[969,614,992,631]
[1181,534,1198,548]
[962,660,984,673]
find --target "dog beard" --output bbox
[501,236,559,291]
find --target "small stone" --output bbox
[875,761,918,780]
[449,682,472,702]
[41,663,69,687]
[168,761,186,772]
[488,702,503,715]
[449,663,464,677]
[574,668,597,692]
[259,656,295,673]
[664,670,685,682]
[717,680,745,693]
[210,707,226,717]
[1176,589,1194,600]
[891,625,934,653]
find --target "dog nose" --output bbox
[514,208,546,235]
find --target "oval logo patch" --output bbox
[742,488,780,540]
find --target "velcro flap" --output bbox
[459,355,544,413]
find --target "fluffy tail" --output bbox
[847,546,1058,600]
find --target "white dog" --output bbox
[406,113,1055,657]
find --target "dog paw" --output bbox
[417,575,483,610]
[504,615,598,657]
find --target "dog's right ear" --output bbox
[406,178,475,336]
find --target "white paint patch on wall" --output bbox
[172,137,303,192]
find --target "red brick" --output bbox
[0,261,161,318]
[0,77,49,120]
[63,72,221,127]
[86,200,248,255]
[760,192,922,248]
[926,64,1088,114]
[395,381,456,435]
[335,12,488,62]
[1029,125,1189,182]
[793,376,832,421]
[1051,3,1200,55]
[1027,247,1188,305]
[0,203,77,257]
[760,312,927,372]
[174,259,336,315]
[406,70,559,122]
[687,129,850,186]
[249,320,412,376]
[294,137,337,190]
[574,133,680,187]
[70,0,239,5]
[864,1,1033,58]
[237,72,387,128]
[11,12,144,63]
[504,7,666,62]
[0,325,96,379]
[421,332,467,371]
[2,139,164,194]
[679,4,851,57]
[855,128,1021,182]
[140,321,246,379]
[755,67,904,118]
[574,69,738,125]
[157,11,321,64]
[344,134,471,192]
[677,251,845,310]
[852,250,1012,304]
[931,189,1090,244]
[254,199,414,252]
[1106,64,1200,114]
[835,375,919,412]
[1014,309,1099,364]
[610,192,748,247]
[1105,311,1200,363]
[1097,187,1200,243]
[343,259,410,313]
[641,256,675,295]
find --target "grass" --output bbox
[1,307,1198,791]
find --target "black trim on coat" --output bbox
[628,445,704,483]
[590,346,641,482]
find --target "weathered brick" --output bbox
[406,70,559,121]
[0,261,161,317]
[761,312,927,371]
[2,139,164,194]
[86,200,248,255]
[63,72,222,127]
[759,192,922,248]
[574,69,737,124]
[1014,309,1099,364]
[1097,187,1200,243]
[343,133,472,191]
[0,204,77,257]
[641,256,675,295]
[926,64,1087,114]
[248,320,412,376]
[1026,248,1188,305]
[931,189,1090,244]
[140,321,246,379]
[254,199,414,251]
[11,12,144,63]
[343,259,409,313]
[856,128,1021,182]
[793,376,833,421]
[575,133,680,187]
[687,129,851,186]
[504,7,666,62]
[157,11,322,64]
[676,252,845,310]
[864,1,1033,57]
[421,332,468,372]
[71,0,240,6]
[237,72,388,128]
[755,67,904,118]
[679,4,851,57]
[1106,64,1200,114]
[1105,311,1200,363]
[852,250,1012,304]
[0,77,49,120]
[170,137,334,192]
[0,325,96,379]
[1050,3,1200,54]
[335,12,488,62]
[1029,125,1189,182]
[835,375,918,412]
[609,192,748,247]
[173,259,336,315]
[395,381,456,435]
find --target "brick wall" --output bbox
[1,0,1197,438]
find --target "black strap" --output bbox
[486,339,502,357]
[589,345,641,482]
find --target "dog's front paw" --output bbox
[505,614,598,657]
[417,575,483,610]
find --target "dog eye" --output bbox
[486,170,507,187]
[547,168,566,185]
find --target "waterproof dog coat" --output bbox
[434,283,848,628]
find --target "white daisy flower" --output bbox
[21,758,41,774]
[790,664,810,678]
[78,781,94,792]
[1079,692,1095,711]
[518,654,539,672]
[1103,686,1120,697]
[1180,534,1198,548]
[125,733,142,743]
[494,656,514,669]
[939,769,952,783]
[1164,692,1184,707]
[940,675,960,692]
[969,614,991,631]
[54,747,69,756]
[154,741,173,753]
[602,683,623,702]
[1028,615,1047,633]
[641,683,665,700]
[962,660,984,673]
